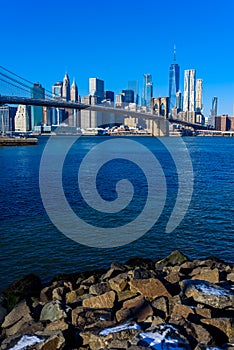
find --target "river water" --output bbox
[0,136,233,292]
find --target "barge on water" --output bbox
[0,137,38,146]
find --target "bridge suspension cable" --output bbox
[0,65,56,100]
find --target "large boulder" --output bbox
[155,250,189,270]
[80,322,140,350]
[40,300,70,322]
[181,279,234,309]
[0,334,44,350]
[1,300,33,336]
[169,316,213,347]
[151,296,169,319]
[190,267,220,283]
[129,278,171,301]
[89,282,111,295]
[72,306,114,329]
[116,295,153,323]
[108,273,128,293]
[35,330,66,350]
[132,324,191,349]
[82,290,116,309]
[201,318,234,343]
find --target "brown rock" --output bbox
[179,261,196,274]
[191,267,220,283]
[168,295,182,315]
[40,286,53,303]
[116,295,153,323]
[36,330,66,350]
[227,272,234,282]
[52,287,66,301]
[170,315,213,346]
[66,287,86,303]
[144,315,165,327]
[201,318,234,342]
[2,300,32,329]
[45,318,69,331]
[164,272,181,284]
[194,306,212,318]
[181,279,234,309]
[170,304,194,319]
[81,275,96,286]
[80,327,139,350]
[0,334,44,350]
[72,306,113,328]
[102,265,125,280]
[109,273,128,293]
[163,265,180,274]
[17,320,45,334]
[89,282,111,295]
[151,296,169,319]
[128,267,156,280]
[155,250,189,270]
[82,291,116,309]
[117,289,138,302]
[129,278,171,301]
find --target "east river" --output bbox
[0,135,233,292]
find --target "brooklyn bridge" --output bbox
[0,66,206,136]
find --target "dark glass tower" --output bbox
[169,47,180,115]
[142,74,153,110]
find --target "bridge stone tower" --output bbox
[152,97,169,118]
[148,118,169,136]
[146,97,169,136]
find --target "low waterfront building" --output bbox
[215,115,234,131]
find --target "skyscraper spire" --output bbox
[174,45,176,63]
[62,72,70,101]
[71,78,78,102]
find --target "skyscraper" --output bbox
[142,74,153,110]
[31,83,45,129]
[0,106,17,132]
[128,80,139,105]
[104,91,114,102]
[122,90,134,103]
[208,97,218,127]
[70,79,78,102]
[70,79,79,127]
[52,81,63,125]
[62,73,70,101]
[89,78,104,102]
[168,47,180,114]
[196,78,203,113]
[52,81,63,99]
[14,105,30,132]
[183,69,196,112]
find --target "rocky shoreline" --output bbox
[0,250,233,350]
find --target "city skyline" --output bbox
[1,0,233,116]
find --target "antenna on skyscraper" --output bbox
[174,45,177,63]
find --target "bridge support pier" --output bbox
[149,119,169,137]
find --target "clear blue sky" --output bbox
[1,0,234,116]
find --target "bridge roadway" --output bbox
[0,94,205,130]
